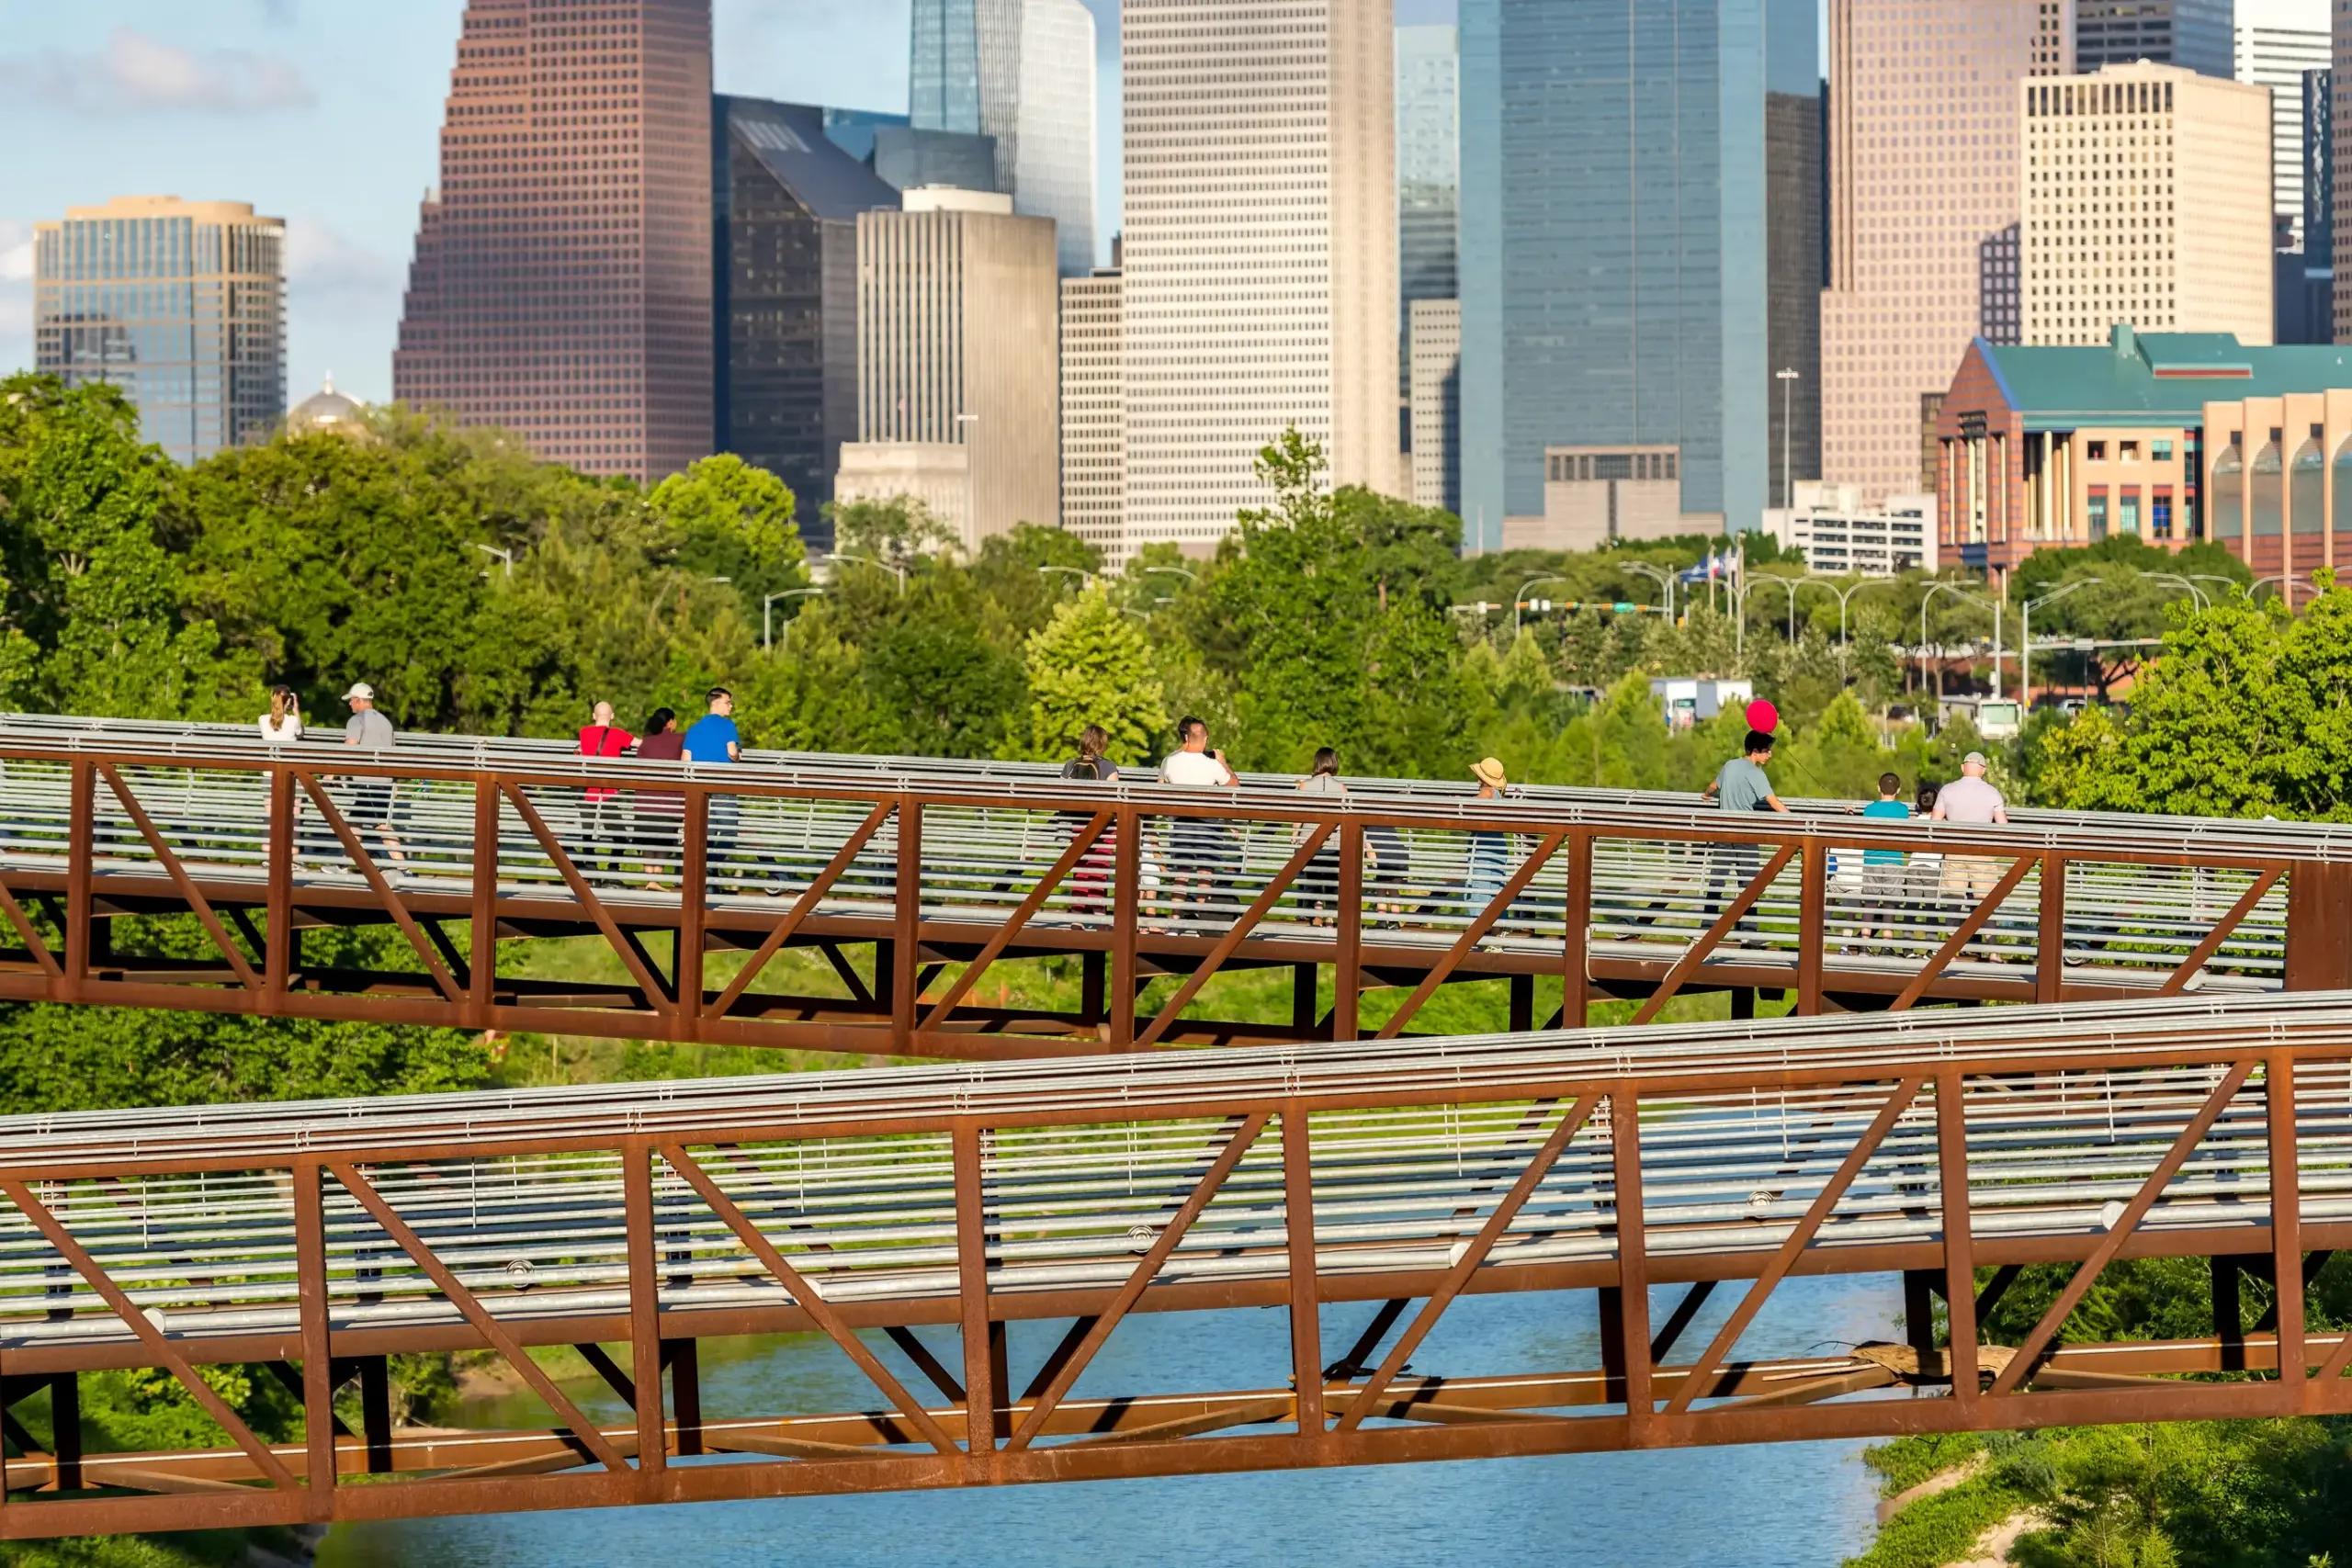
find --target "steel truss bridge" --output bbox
[2,716,2352,1059]
[2,993,2350,1538]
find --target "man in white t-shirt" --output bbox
[1161,716,1237,914]
[1931,750,2009,903]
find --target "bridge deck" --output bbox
[0,716,2343,1058]
[1,994,2347,1536]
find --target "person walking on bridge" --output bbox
[576,700,637,882]
[341,682,404,871]
[1159,716,1237,920]
[1700,729,1789,940]
[1930,750,2011,946]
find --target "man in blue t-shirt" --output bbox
[682,688,741,763]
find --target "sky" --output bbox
[0,0,1452,406]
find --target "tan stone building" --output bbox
[854,188,1059,551]
[1408,299,1460,516]
[2023,63,2274,347]
[1119,0,1398,557]
[833,442,975,545]
[1500,446,1724,554]
[1821,0,2075,504]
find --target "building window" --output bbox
[2119,490,2140,536]
[2294,442,2325,536]
[2211,442,2243,541]
[2152,489,2174,540]
[2087,440,2108,461]
[2120,441,2139,461]
[2087,488,2109,541]
[2153,439,2173,462]
[2252,444,2284,536]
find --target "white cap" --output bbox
[342,682,375,703]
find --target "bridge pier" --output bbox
[1903,1271,1938,1366]
[2212,1257,2245,1372]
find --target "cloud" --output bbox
[286,218,394,300]
[254,0,299,25]
[0,27,314,115]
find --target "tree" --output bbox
[647,454,808,623]
[1024,586,1169,764]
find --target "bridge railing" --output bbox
[0,994,2346,1535]
[0,735,2346,1055]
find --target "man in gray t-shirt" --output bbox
[1700,730,1789,936]
[340,682,401,863]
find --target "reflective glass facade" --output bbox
[910,0,1093,275]
[2079,0,2237,78]
[1397,25,1459,403]
[910,0,983,133]
[33,197,285,466]
[1459,0,1818,547]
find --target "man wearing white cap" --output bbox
[1930,750,2007,905]
[341,682,403,865]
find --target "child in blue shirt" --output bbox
[1860,772,1911,943]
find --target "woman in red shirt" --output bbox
[576,701,637,880]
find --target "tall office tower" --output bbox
[33,196,284,465]
[1821,0,2074,506]
[2238,0,2330,245]
[908,0,1097,275]
[1397,23,1459,414]
[2315,67,2337,263]
[1459,0,1818,549]
[2023,64,2275,344]
[395,0,713,482]
[2079,0,2238,75]
[847,190,1059,550]
[1060,268,1125,559]
[2336,0,2352,338]
[1121,0,1397,556]
[712,97,901,549]
[1408,299,1462,515]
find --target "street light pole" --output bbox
[1624,561,1675,622]
[764,586,824,651]
[2018,577,2095,710]
[1513,575,1570,639]
[832,553,907,594]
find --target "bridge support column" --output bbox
[2212,1257,2245,1372]
[2285,864,2352,991]
[1080,952,1106,1028]
[1730,987,1756,1022]
[1292,964,1317,1033]
[1509,974,1533,1033]
[359,1358,391,1475]
[1902,1271,1937,1364]
[664,1340,703,1456]
[49,1372,80,1490]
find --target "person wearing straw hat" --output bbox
[1464,756,1514,919]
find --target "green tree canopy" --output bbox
[1024,585,1168,764]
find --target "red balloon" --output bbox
[1746,699,1780,734]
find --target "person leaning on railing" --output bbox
[1294,748,1349,926]
[1699,729,1790,941]
[1060,725,1119,917]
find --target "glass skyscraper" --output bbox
[2078,0,2237,78]
[1459,0,1818,548]
[909,0,1096,275]
[1397,25,1460,399]
[33,196,286,465]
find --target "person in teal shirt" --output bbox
[1860,771,1911,942]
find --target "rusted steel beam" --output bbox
[1134,827,1333,1049]
[324,1163,627,1471]
[1990,1059,2258,1396]
[1332,1096,1602,1433]
[0,1179,295,1489]
[1889,856,2038,1013]
[291,773,464,1004]
[0,879,62,982]
[1630,844,1797,1026]
[2159,868,2282,998]
[710,800,892,1020]
[1374,832,1566,1041]
[94,763,259,989]
[501,784,674,1015]
[1939,1071,1981,1414]
[1666,1078,1925,1417]
[2036,854,2067,1005]
[921,811,1109,1031]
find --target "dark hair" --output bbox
[707,686,731,705]
[1178,715,1206,743]
[645,706,676,738]
[1878,772,1901,796]
[1744,729,1776,756]
[1311,747,1339,776]
[1076,724,1108,765]
[1917,782,1940,812]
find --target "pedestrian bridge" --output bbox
[0,993,2343,1538]
[0,714,2349,1058]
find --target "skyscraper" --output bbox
[394,0,713,482]
[1397,25,1459,407]
[2236,0,2330,245]
[1409,299,1462,515]
[1821,0,2074,505]
[1121,0,1397,556]
[33,196,285,465]
[847,190,1059,550]
[2022,64,2275,345]
[1459,0,1819,548]
[2079,0,2237,76]
[909,0,1097,276]
[712,97,901,547]
[1060,267,1125,558]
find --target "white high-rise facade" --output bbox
[910,0,1097,276]
[2236,0,2331,245]
[1060,269,1125,558]
[1121,0,1399,556]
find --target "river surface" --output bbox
[318,1274,1900,1568]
